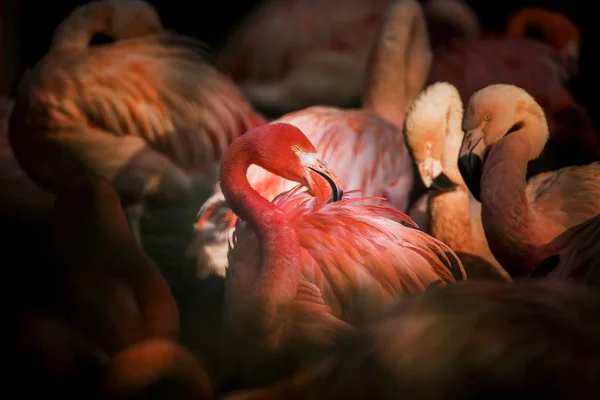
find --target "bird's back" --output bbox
[243,188,463,328]
[526,162,600,233]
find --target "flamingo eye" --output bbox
[483,113,491,122]
[292,145,300,152]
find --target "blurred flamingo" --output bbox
[189,0,431,278]
[12,175,180,398]
[458,84,600,278]
[403,82,509,280]
[220,122,463,354]
[506,6,582,77]
[8,0,266,250]
[0,96,55,221]
[430,9,599,175]
[221,280,600,400]
[217,0,480,115]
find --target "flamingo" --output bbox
[457,84,600,277]
[0,96,55,221]
[12,175,181,398]
[217,0,480,115]
[506,7,582,77]
[403,82,509,280]
[249,280,600,399]
[8,0,266,249]
[189,0,432,278]
[145,281,600,400]
[220,122,463,353]
[429,11,600,175]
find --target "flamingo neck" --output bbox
[220,147,301,346]
[52,3,114,52]
[480,133,542,276]
[362,0,431,130]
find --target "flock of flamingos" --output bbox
[4,0,600,398]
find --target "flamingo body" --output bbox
[212,121,464,357]
[190,108,413,277]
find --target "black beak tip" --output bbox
[458,153,483,202]
[310,166,342,203]
[431,173,458,193]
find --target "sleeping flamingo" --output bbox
[458,84,600,278]
[220,122,463,353]
[8,0,266,248]
[217,0,480,115]
[189,0,431,278]
[403,82,509,280]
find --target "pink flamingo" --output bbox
[458,84,600,277]
[8,0,266,246]
[189,0,432,278]
[219,122,463,351]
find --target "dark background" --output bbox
[3,0,598,130]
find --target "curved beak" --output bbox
[305,160,343,203]
[417,158,457,193]
[458,128,486,202]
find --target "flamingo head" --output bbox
[458,84,549,201]
[238,123,344,204]
[404,82,463,192]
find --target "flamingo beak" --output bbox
[458,128,486,202]
[417,157,457,192]
[305,160,343,203]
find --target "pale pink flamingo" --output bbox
[8,0,266,247]
[430,11,599,174]
[403,82,509,280]
[217,0,480,115]
[219,122,463,353]
[458,84,600,277]
[189,0,432,278]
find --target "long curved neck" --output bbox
[362,0,432,130]
[51,2,116,52]
[479,132,542,276]
[220,142,301,346]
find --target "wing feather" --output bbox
[527,162,600,230]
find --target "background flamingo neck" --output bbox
[362,0,431,130]
[480,134,540,275]
[220,152,302,345]
[52,3,113,52]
